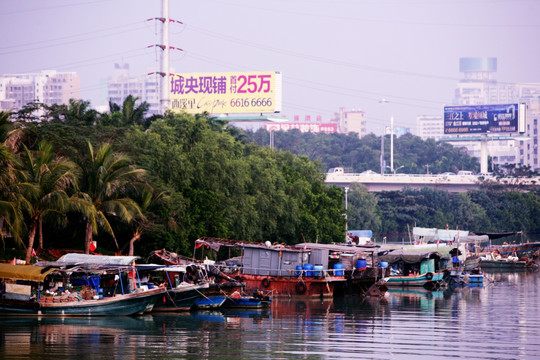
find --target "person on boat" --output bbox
[452,255,461,268]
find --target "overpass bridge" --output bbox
[325,173,540,192]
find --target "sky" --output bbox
[2,0,540,134]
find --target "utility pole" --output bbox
[160,0,170,115]
[390,115,394,173]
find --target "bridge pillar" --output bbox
[480,140,488,174]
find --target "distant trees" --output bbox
[245,129,480,174]
[3,97,540,261]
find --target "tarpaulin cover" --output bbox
[0,264,57,282]
[377,249,448,264]
[70,274,100,289]
[56,253,140,266]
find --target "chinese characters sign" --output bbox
[265,123,338,134]
[444,104,522,134]
[169,71,282,114]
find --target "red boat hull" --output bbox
[237,274,345,298]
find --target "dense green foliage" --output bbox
[0,102,345,260]
[246,129,479,174]
[341,184,540,243]
[3,99,540,261]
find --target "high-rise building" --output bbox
[334,108,367,137]
[0,70,80,112]
[107,63,160,115]
[417,115,443,141]
[516,84,540,169]
[450,58,522,169]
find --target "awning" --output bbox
[0,264,57,282]
[55,253,140,266]
[378,249,448,264]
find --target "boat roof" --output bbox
[378,249,449,264]
[0,263,58,282]
[294,242,379,253]
[56,253,140,266]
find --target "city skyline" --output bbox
[2,0,539,134]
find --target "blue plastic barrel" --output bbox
[356,259,367,269]
[334,263,344,276]
[380,261,388,268]
[313,265,324,278]
[296,265,303,277]
[303,263,313,277]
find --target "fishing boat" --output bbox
[193,295,227,309]
[221,290,271,309]
[0,263,165,316]
[194,237,349,298]
[378,250,446,289]
[444,269,484,288]
[479,253,528,271]
[149,266,209,312]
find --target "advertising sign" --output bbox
[265,123,338,134]
[444,104,523,134]
[170,71,282,114]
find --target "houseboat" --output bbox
[194,237,348,298]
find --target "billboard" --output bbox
[169,71,282,114]
[444,104,525,134]
[265,122,338,134]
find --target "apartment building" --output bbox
[0,70,80,111]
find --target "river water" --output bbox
[1,271,539,359]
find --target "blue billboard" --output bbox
[444,104,524,134]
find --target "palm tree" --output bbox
[0,111,24,248]
[105,95,150,127]
[126,187,171,256]
[45,99,99,125]
[17,141,79,262]
[73,142,146,254]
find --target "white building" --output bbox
[516,84,540,169]
[107,63,160,115]
[333,108,367,138]
[417,115,443,141]
[0,70,80,112]
[449,58,529,169]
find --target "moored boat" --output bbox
[194,237,349,298]
[0,263,166,316]
[193,295,227,309]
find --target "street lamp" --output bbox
[393,165,405,174]
[379,98,390,175]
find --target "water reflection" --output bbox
[1,272,540,359]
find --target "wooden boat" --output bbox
[480,258,528,271]
[444,269,484,288]
[193,237,370,298]
[148,265,209,312]
[379,255,446,289]
[384,272,444,288]
[0,263,166,316]
[193,295,227,309]
[222,290,271,309]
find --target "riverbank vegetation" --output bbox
[1,99,539,261]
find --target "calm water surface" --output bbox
[1,271,539,359]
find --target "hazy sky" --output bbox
[2,0,539,134]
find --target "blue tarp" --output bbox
[71,275,100,289]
